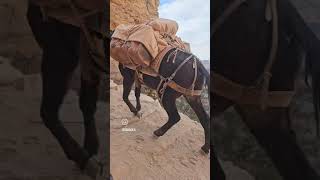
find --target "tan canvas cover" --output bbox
[111,24,159,59]
[110,18,189,72]
[146,18,179,36]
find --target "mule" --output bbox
[27,2,108,179]
[117,48,211,153]
[212,0,320,179]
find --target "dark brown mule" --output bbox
[26,2,108,178]
[118,48,211,153]
[212,0,320,179]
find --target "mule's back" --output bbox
[29,0,104,27]
[212,0,302,91]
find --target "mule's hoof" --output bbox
[135,111,142,119]
[201,145,210,154]
[153,129,163,137]
[83,156,108,180]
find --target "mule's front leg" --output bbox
[122,73,139,115]
[40,50,90,170]
[79,32,102,158]
[79,76,100,157]
[154,90,181,136]
[135,82,142,112]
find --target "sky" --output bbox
[159,0,210,60]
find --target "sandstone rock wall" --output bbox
[110,0,159,30]
[110,0,159,83]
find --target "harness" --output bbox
[213,0,294,109]
[135,49,203,105]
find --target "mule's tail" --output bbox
[305,54,320,137]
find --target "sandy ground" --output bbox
[110,82,253,180]
[0,73,108,180]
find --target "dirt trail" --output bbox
[110,81,254,180]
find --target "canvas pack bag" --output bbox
[110,18,189,72]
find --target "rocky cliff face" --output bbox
[110,0,160,83]
[110,0,159,30]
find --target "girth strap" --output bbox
[167,81,202,96]
[213,73,294,107]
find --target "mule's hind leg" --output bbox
[79,69,101,157]
[235,105,319,180]
[185,95,210,153]
[154,89,181,136]
[40,42,90,170]
[27,2,92,173]
[79,32,102,158]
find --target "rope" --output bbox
[190,57,198,96]
[257,0,278,110]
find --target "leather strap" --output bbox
[167,81,202,96]
[213,73,294,107]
